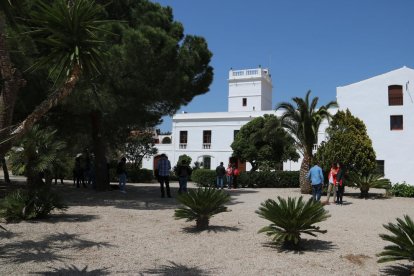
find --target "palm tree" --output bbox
[9,0,107,142]
[276,90,337,194]
[256,196,330,249]
[349,172,391,198]
[174,187,231,230]
[377,215,414,266]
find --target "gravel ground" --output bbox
[0,182,413,276]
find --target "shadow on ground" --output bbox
[0,232,114,264]
[140,261,214,276]
[30,265,110,275]
[182,225,241,233]
[380,264,413,276]
[262,239,337,254]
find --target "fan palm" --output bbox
[256,196,330,248]
[377,215,414,265]
[9,125,66,188]
[276,90,337,194]
[11,0,108,141]
[349,172,391,198]
[174,187,231,230]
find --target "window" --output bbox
[179,131,187,149]
[388,85,403,106]
[203,156,211,169]
[242,98,247,106]
[179,131,187,144]
[390,115,403,130]
[233,130,239,140]
[376,160,384,176]
[203,130,211,149]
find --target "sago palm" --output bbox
[377,215,414,265]
[11,0,108,141]
[174,188,231,230]
[349,172,391,198]
[276,90,337,194]
[256,196,330,248]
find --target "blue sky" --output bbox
[154,0,414,132]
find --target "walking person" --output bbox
[157,154,172,198]
[325,163,338,204]
[335,163,345,205]
[176,160,192,193]
[226,163,233,189]
[306,161,324,201]
[117,157,127,193]
[215,162,226,189]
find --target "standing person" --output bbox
[176,160,192,193]
[74,156,85,188]
[232,166,240,189]
[335,163,345,205]
[306,161,324,201]
[117,157,127,193]
[325,163,338,204]
[157,154,172,198]
[215,162,226,189]
[226,164,233,189]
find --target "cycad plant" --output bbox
[174,188,231,230]
[256,196,330,248]
[349,172,391,198]
[9,125,66,188]
[378,215,414,265]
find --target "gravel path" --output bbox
[0,182,413,275]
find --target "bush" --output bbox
[126,166,153,183]
[191,169,217,187]
[377,215,414,264]
[238,171,299,188]
[389,183,414,198]
[348,172,391,198]
[174,187,230,230]
[256,196,330,248]
[0,188,67,222]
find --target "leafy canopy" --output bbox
[314,109,377,175]
[231,114,299,171]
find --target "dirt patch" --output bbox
[343,254,372,266]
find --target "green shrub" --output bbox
[174,187,230,230]
[256,196,330,249]
[390,183,414,198]
[348,172,391,198]
[126,166,153,183]
[0,188,67,222]
[238,171,299,188]
[191,169,217,187]
[377,215,414,264]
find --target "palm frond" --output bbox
[256,196,330,247]
[377,215,414,263]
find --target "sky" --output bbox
[153,0,414,132]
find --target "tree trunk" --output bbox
[196,216,209,230]
[90,110,109,191]
[300,154,312,194]
[0,13,26,161]
[2,157,10,183]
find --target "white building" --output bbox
[337,66,414,184]
[143,66,414,185]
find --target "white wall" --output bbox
[337,67,414,184]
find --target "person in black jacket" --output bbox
[176,160,192,193]
[215,162,226,189]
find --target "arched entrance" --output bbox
[229,157,246,172]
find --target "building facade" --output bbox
[143,66,414,185]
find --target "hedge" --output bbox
[110,163,154,183]
[238,171,299,188]
[191,169,217,187]
[191,169,300,188]
[390,183,414,198]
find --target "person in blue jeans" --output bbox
[215,162,226,189]
[307,161,324,201]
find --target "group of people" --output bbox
[215,162,240,189]
[307,161,346,205]
[73,152,95,189]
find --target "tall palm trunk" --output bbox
[299,154,312,194]
[0,12,26,170]
[11,64,81,142]
[90,110,109,191]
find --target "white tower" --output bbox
[227,67,273,112]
